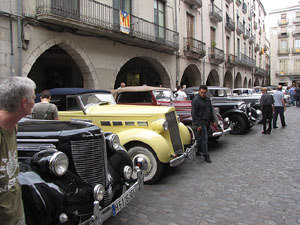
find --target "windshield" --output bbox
[153,90,175,101]
[80,93,116,107]
[232,89,253,96]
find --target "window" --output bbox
[295,39,300,52]
[281,14,287,20]
[120,0,131,13]
[154,0,165,39]
[295,25,300,34]
[210,27,216,47]
[280,40,288,52]
[294,59,300,72]
[280,27,287,36]
[296,12,300,19]
[186,13,194,38]
[279,59,288,74]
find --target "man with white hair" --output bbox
[273,85,286,129]
[0,76,36,225]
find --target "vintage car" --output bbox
[253,86,291,106]
[35,88,196,184]
[112,86,231,139]
[184,86,262,135]
[17,118,143,225]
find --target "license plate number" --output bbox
[112,187,136,216]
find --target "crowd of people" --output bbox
[285,83,300,107]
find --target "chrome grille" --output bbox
[165,111,183,155]
[71,137,106,187]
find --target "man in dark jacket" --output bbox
[260,87,274,134]
[191,85,215,163]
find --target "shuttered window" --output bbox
[294,59,300,72]
[279,59,288,74]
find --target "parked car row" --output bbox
[18,85,263,225]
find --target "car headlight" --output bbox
[93,184,105,201]
[49,152,69,176]
[107,134,121,150]
[151,119,168,132]
[123,165,133,181]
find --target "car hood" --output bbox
[86,104,175,116]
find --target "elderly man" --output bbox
[0,76,36,225]
[260,87,274,134]
[273,85,286,128]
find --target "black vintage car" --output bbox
[184,86,262,134]
[17,118,143,225]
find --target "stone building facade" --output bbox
[269,4,300,86]
[0,0,269,91]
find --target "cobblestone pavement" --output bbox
[104,107,300,225]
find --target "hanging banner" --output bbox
[120,10,130,34]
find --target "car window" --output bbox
[153,90,175,101]
[67,97,81,111]
[50,95,66,111]
[80,93,116,107]
[209,89,226,97]
[117,92,153,103]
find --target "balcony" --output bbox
[239,53,255,68]
[242,2,247,14]
[254,21,257,30]
[254,44,260,52]
[249,34,255,44]
[36,0,179,53]
[293,17,300,24]
[292,29,300,37]
[184,37,206,59]
[254,67,267,77]
[226,54,238,67]
[277,48,290,55]
[209,47,225,65]
[225,16,235,32]
[276,70,300,77]
[209,4,223,23]
[226,0,233,3]
[292,47,300,54]
[278,32,289,38]
[236,0,242,6]
[278,19,289,26]
[243,29,250,39]
[184,0,202,9]
[236,21,244,35]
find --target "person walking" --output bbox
[191,85,215,163]
[0,76,36,225]
[175,85,187,101]
[273,85,286,128]
[260,87,274,134]
[32,90,58,120]
[289,84,296,106]
[295,84,300,107]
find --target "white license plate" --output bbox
[112,186,136,216]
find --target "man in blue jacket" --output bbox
[191,85,215,163]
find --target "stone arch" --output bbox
[254,77,260,86]
[234,72,242,88]
[180,64,201,87]
[113,53,172,89]
[243,76,248,88]
[206,69,220,86]
[248,79,252,87]
[261,79,265,86]
[224,71,233,88]
[23,36,98,89]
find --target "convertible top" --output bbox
[111,86,170,98]
[35,88,111,102]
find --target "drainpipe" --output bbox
[175,0,179,88]
[9,1,15,76]
[233,0,236,88]
[201,4,205,85]
[221,0,225,87]
[17,0,22,76]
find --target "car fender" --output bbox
[117,128,172,163]
[222,109,249,121]
[178,122,192,146]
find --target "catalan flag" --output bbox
[120,10,130,34]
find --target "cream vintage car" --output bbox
[36,88,196,184]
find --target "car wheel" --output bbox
[128,145,163,184]
[229,114,246,135]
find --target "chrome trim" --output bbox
[212,131,223,137]
[17,139,59,142]
[49,152,69,176]
[169,141,197,167]
[79,168,144,225]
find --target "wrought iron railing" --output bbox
[240,53,255,68]
[249,34,255,43]
[36,0,179,49]
[255,67,267,76]
[226,16,235,31]
[278,19,289,26]
[276,70,300,76]
[236,21,244,34]
[277,48,290,54]
[243,29,250,39]
[209,4,222,22]
[209,47,224,60]
[184,0,202,9]
[184,37,206,54]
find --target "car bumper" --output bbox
[249,109,262,127]
[79,167,144,225]
[169,141,197,167]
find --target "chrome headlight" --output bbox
[93,184,105,201]
[49,152,69,176]
[107,134,121,150]
[163,120,168,131]
[123,165,133,181]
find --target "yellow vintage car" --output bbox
[39,88,196,184]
